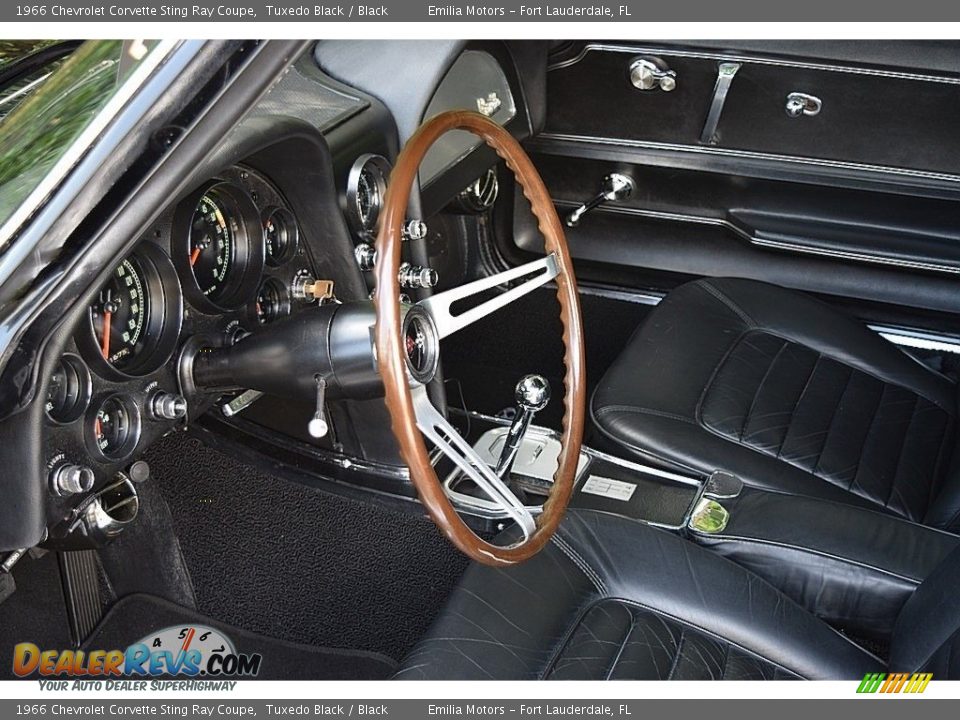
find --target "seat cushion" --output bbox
[592,278,959,527]
[394,510,881,680]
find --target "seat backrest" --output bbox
[891,542,960,677]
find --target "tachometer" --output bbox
[176,182,263,312]
[190,192,236,301]
[82,245,182,378]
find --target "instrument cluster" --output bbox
[41,165,323,546]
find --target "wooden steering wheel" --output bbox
[373,110,585,567]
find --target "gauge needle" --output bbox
[100,309,112,360]
[190,246,202,266]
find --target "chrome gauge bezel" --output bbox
[345,154,392,236]
[175,180,265,314]
[78,243,183,381]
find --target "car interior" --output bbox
[3,38,960,681]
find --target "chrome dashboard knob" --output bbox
[151,391,187,421]
[50,463,95,497]
[402,219,428,241]
[398,263,438,289]
[355,243,377,271]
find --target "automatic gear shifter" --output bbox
[494,375,551,480]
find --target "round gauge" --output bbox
[345,154,392,235]
[190,192,237,302]
[89,394,140,460]
[263,207,298,266]
[83,245,182,378]
[252,278,290,326]
[45,354,91,424]
[178,182,263,312]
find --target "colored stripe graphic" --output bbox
[857,672,932,694]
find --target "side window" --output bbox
[0,41,76,121]
[0,41,128,230]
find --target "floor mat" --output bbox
[82,594,396,680]
[0,551,72,679]
[145,432,468,662]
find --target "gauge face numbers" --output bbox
[90,258,149,371]
[253,278,290,326]
[91,395,140,460]
[346,154,391,235]
[263,207,298,266]
[46,354,91,424]
[190,193,236,302]
[84,245,180,378]
[179,182,262,312]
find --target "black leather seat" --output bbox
[592,278,960,530]
[395,509,960,680]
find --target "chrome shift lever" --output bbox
[495,375,551,480]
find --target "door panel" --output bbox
[545,44,960,174]
[511,41,960,330]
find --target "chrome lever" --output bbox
[699,62,741,145]
[495,375,551,480]
[308,374,329,439]
[565,173,635,228]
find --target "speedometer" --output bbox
[90,257,153,371]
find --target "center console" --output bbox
[444,421,703,531]
[446,410,959,643]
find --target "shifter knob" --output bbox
[515,374,550,412]
[495,375,551,481]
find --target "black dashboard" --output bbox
[42,164,323,546]
[4,39,544,553]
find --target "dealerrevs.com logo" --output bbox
[13,624,262,681]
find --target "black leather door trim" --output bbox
[553,200,960,277]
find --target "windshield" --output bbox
[0,40,149,233]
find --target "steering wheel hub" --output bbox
[401,305,440,385]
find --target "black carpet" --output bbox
[0,551,72,679]
[145,432,468,663]
[82,594,396,680]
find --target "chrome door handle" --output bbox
[628,56,677,92]
[565,173,635,228]
[785,92,822,117]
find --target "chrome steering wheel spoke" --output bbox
[416,254,559,340]
[411,385,537,542]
